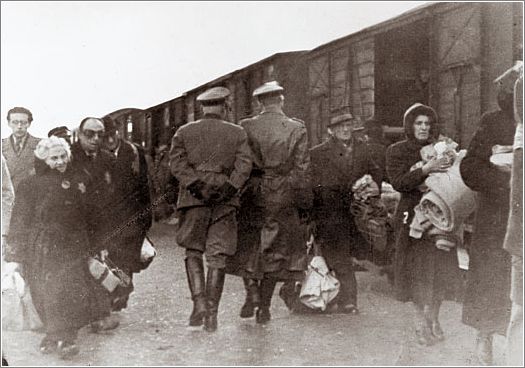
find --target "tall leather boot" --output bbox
[185,258,207,327]
[204,267,225,332]
[256,278,277,324]
[240,278,260,318]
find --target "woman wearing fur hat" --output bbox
[5,136,109,359]
[386,103,462,346]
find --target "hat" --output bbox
[101,115,118,133]
[47,126,71,138]
[329,113,363,130]
[197,87,230,105]
[253,81,284,98]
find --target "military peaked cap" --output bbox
[197,87,230,105]
[253,81,284,98]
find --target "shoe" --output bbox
[475,334,493,366]
[90,315,120,333]
[340,304,359,315]
[431,321,445,341]
[415,319,435,346]
[240,278,260,318]
[39,337,57,355]
[255,307,271,324]
[56,341,79,359]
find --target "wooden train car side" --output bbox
[306,2,523,147]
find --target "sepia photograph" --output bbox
[1,1,523,366]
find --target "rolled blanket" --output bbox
[420,151,478,232]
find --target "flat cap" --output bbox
[47,126,71,138]
[101,115,118,133]
[197,87,230,104]
[253,81,284,98]
[329,113,363,130]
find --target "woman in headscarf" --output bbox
[6,136,108,359]
[386,103,461,346]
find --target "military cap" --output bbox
[329,113,364,130]
[197,87,230,105]
[253,81,284,98]
[47,126,71,138]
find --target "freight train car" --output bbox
[183,51,309,125]
[306,2,523,147]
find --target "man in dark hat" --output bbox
[48,126,72,145]
[100,115,152,312]
[169,86,252,332]
[2,107,41,193]
[309,113,383,314]
[226,81,312,324]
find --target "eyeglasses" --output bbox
[82,129,105,139]
[10,120,30,127]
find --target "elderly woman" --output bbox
[6,136,107,359]
[310,113,383,314]
[386,103,461,346]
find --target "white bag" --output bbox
[1,266,43,331]
[140,236,157,263]
[299,256,340,311]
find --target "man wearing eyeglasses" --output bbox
[70,117,120,333]
[2,107,41,193]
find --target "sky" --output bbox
[1,1,428,139]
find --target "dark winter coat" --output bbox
[386,103,461,305]
[70,142,117,250]
[6,168,111,334]
[460,108,514,335]
[310,136,384,265]
[104,140,152,273]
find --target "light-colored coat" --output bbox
[2,134,40,192]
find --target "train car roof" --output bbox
[308,1,452,55]
[105,107,144,120]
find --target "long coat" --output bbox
[386,138,461,306]
[5,168,110,333]
[70,142,117,250]
[226,111,311,281]
[104,140,152,273]
[310,136,384,265]
[2,134,40,192]
[460,109,514,335]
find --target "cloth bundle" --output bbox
[299,256,340,311]
[351,175,388,252]
[409,141,478,251]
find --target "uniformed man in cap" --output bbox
[309,112,383,314]
[169,86,252,332]
[227,81,312,324]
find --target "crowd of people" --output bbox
[1,61,522,365]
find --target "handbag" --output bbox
[88,256,130,293]
[140,236,157,263]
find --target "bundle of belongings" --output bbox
[409,136,478,251]
[351,175,389,252]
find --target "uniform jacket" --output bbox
[240,110,312,208]
[460,108,514,335]
[2,133,40,192]
[169,114,253,209]
[70,142,117,250]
